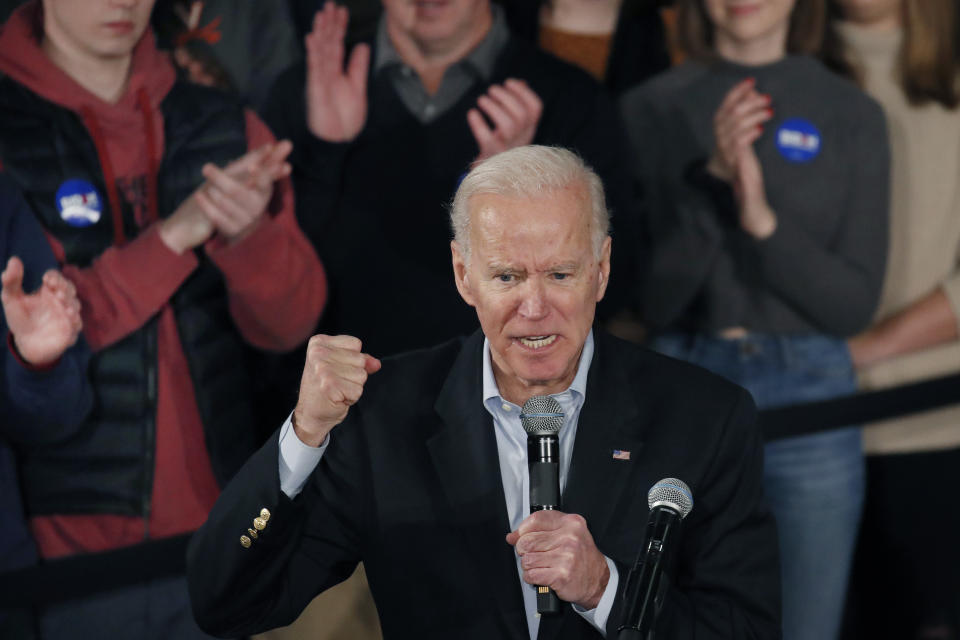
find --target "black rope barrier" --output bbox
[0,533,190,608]
[760,372,960,441]
[1,371,958,608]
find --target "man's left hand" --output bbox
[468,78,543,163]
[195,140,293,244]
[506,510,610,610]
[1,257,83,366]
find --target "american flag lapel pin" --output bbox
[612,449,631,461]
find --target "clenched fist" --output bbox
[293,334,381,446]
[506,510,610,610]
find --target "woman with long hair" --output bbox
[620,1,890,638]
[823,1,960,637]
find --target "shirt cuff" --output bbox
[278,412,329,498]
[572,555,619,636]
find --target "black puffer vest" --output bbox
[0,77,261,518]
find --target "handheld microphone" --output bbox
[618,478,693,640]
[520,395,564,616]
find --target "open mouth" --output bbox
[517,335,558,350]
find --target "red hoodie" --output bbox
[0,2,327,558]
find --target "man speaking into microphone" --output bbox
[187,146,780,639]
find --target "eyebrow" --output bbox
[484,262,581,274]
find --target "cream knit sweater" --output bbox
[838,22,960,454]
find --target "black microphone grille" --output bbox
[647,478,693,519]
[520,395,564,435]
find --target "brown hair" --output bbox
[822,0,959,108]
[676,0,827,60]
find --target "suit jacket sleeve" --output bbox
[188,411,370,638]
[605,388,781,639]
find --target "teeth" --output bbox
[519,335,557,349]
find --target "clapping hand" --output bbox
[160,141,293,253]
[1,257,82,366]
[706,78,777,239]
[305,2,370,143]
[468,79,543,163]
[194,140,293,243]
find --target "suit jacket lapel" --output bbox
[564,332,643,537]
[430,332,528,640]
[538,332,645,640]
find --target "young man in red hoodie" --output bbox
[0,1,327,637]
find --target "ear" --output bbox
[595,236,612,302]
[451,241,477,308]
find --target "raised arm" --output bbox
[188,334,380,636]
[0,180,92,443]
[204,113,327,352]
[723,85,889,337]
[620,86,727,329]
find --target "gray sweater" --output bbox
[621,56,889,337]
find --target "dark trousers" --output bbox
[845,446,960,639]
[39,575,223,640]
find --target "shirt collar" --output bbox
[482,331,595,407]
[373,3,509,79]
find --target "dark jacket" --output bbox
[0,78,259,516]
[188,330,781,639]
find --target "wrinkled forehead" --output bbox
[467,188,594,255]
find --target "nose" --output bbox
[517,280,549,321]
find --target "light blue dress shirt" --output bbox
[277,331,618,639]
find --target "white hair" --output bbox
[449,145,610,261]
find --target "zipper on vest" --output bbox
[142,324,158,539]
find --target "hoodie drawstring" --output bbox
[79,88,160,247]
[137,88,160,226]
[80,106,127,247]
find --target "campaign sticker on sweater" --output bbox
[775,118,821,163]
[56,179,102,227]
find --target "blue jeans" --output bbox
[652,333,864,640]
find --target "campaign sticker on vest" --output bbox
[775,118,821,163]
[56,179,102,227]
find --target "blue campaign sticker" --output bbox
[55,179,103,227]
[775,118,822,163]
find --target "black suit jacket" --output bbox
[187,331,780,639]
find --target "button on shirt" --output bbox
[277,331,618,639]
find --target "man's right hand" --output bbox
[293,334,381,447]
[305,2,370,143]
